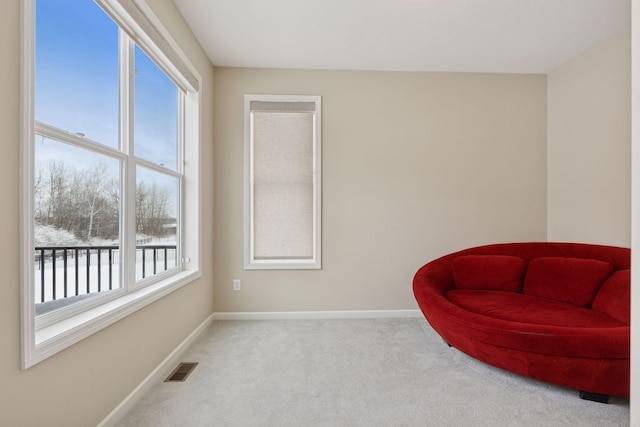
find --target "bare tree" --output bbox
[34,161,173,242]
[46,161,67,226]
[83,163,111,240]
[33,165,45,220]
[136,181,171,236]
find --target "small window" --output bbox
[244,95,321,269]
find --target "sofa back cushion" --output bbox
[592,269,630,324]
[452,255,527,292]
[523,257,613,307]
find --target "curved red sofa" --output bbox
[413,242,630,401]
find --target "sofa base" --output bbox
[437,334,620,402]
[579,391,610,404]
[428,316,630,398]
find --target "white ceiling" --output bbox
[172,0,630,74]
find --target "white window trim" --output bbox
[20,0,202,369]
[244,94,322,270]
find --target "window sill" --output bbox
[25,270,201,368]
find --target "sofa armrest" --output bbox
[413,255,456,297]
[592,269,630,325]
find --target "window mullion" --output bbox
[177,91,185,175]
[134,157,183,178]
[34,121,127,162]
[177,92,185,267]
[120,31,137,291]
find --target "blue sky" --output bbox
[35,0,179,171]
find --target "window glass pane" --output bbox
[134,45,179,170]
[34,136,121,315]
[35,0,119,148]
[135,166,178,280]
[252,111,314,259]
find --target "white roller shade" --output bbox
[252,111,314,259]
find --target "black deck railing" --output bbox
[35,244,177,303]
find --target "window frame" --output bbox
[21,0,202,369]
[244,94,322,270]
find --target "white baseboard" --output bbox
[97,313,215,427]
[211,309,422,320]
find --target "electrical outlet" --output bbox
[233,279,241,291]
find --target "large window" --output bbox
[22,0,201,368]
[244,95,322,269]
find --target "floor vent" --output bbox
[165,362,198,382]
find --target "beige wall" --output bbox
[213,69,547,312]
[0,1,215,426]
[547,27,631,246]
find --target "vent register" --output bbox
[164,362,198,382]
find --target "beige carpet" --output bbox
[116,318,629,426]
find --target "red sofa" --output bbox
[413,242,630,402]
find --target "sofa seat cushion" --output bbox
[440,289,628,358]
[523,257,614,307]
[452,255,527,292]
[446,290,625,328]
